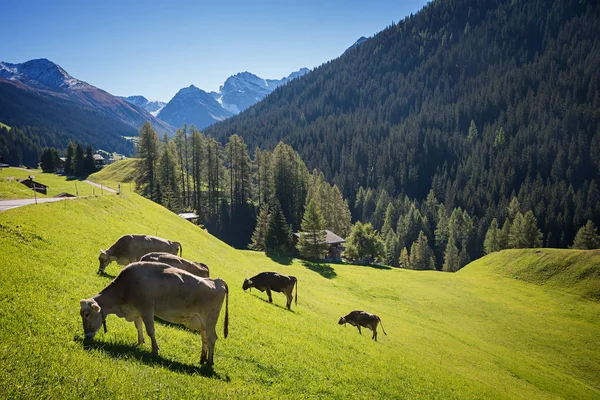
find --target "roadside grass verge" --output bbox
[0,194,598,398]
[0,167,108,199]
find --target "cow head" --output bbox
[79,299,103,338]
[242,278,253,291]
[338,316,347,325]
[98,250,110,273]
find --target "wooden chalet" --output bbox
[293,229,346,262]
[18,176,48,195]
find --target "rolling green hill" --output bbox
[0,183,598,398]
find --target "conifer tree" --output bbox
[74,143,86,177]
[265,199,293,256]
[500,219,510,250]
[65,141,76,175]
[484,218,501,254]
[297,198,328,260]
[136,122,161,200]
[443,233,459,272]
[249,205,270,251]
[158,133,181,211]
[572,220,600,249]
[84,145,96,175]
[399,247,410,268]
[508,211,525,248]
[521,210,543,248]
[409,230,435,270]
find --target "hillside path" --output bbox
[82,180,116,193]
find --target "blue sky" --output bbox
[1,0,429,102]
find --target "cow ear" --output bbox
[91,303,101,313]
[247,279,253,285]
[80,299,88,309]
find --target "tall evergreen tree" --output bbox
[158,133,181,211]
[74,143,85,177]
[409,230,435,270]
[443,233,459,272]
[249,205,270,251]
[484,218,501,254]
[265,199,294,256]
[136,122,161,200]
[297,198,328,260]
[84,145,96,175]
[64,141,76,175]
[572,220,600,250]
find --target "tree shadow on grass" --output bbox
[265,253,293,265]
[77,337,230,381]
[301,261,337,279]
[352,262,393,270]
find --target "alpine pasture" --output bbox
[0,168,599,399]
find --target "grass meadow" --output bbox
[0,167,598,398]
[0,167,112,199]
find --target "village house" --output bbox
[293,230,346,262]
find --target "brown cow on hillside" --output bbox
[242,272,297,310]
[140,252,209,278]
[80,261,228,365]
[98,234,182,273]
[338,310,387,341]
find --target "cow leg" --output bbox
[134,317,145,345]
[199,328,209,365]
[266,288,273,303]
[372,327,377,341]
[141,313,159,354]
[206,328,218,366]
[285,288,292,310]
[357,325,362,335]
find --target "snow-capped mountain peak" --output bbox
[157,67,310,130]
[119,95,166,116]
[0,58,88,90]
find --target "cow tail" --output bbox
[378,317,387,336]
[223,280,229,339]
[294,277,298,306]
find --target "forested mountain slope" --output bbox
[206,0,600,249]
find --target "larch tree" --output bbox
[136,121,161,200]
[158,133,181,211]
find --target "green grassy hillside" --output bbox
[91,159,138,188]
[0,121,10,130]
[0,192,599,398]
[462,249,600,301]
[0,167,104,199]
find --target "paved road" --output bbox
[0,197,76,212]
[83,180,116,193]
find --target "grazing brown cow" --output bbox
[80,261,228,365]
[242,272,297,310]
[140,252,209,278]
[98,234,182,273]
[338,310,387,341]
